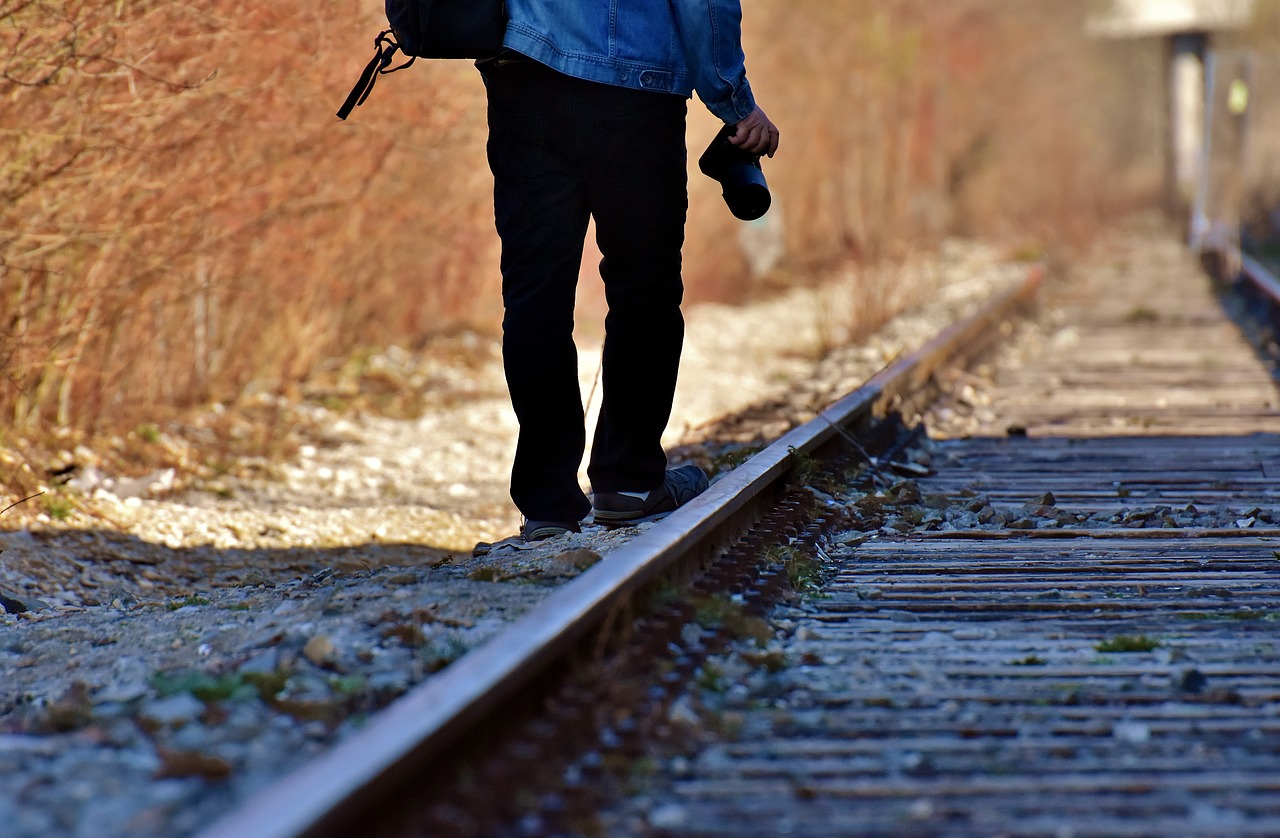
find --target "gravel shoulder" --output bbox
[0,240,1027,837]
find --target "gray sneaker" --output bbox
[591,465,710,527]
[522,519,580,541]
[472,518,580,557]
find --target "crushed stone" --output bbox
[0,240,1025,837]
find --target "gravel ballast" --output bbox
[1,241,1026,837]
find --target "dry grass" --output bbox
[2,1,497,440]
[2,0,1170,461]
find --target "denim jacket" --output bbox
[501,0,757,124]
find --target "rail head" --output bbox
[195,263,1043,838]
[1240,251,1280,308]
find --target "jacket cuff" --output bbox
[707,78,756,124]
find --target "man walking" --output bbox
[481,0,779,542]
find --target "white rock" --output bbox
[952,628,995,641]
[0,735,62,756]
[667,695,700,727]
[107,468,176,499]
[648,803,689,830]
[1113,721,1151,743]
[95,678,151,704]
[66,465,105,493]
[908,798,936,820]
[140,693,206,727]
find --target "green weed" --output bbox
[692,594,772,645]
[42,494,74,520]
[768,544,823,595]
[167,596,211,611]
[328,674,367,696]
[695,661,728,693]
[645,578,683,610]
[788,446,818,486]
[709,445,761,475]
[1011,655,1047,666]
[421,635,470,673]
[152,670,256,703]
[1095,635,1160,653]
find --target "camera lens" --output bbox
[699,126,772,221]
[723,165,771,221]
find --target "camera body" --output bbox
[698,125,771,221]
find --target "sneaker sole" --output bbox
[525,525,577,541]
[591,509,675,527]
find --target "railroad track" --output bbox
[199,231,1280,838]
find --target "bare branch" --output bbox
[1,492,43,516]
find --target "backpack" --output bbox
[337,0,508,120]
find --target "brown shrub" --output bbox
[1,0,1161,439]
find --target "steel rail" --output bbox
[196,265,1043,838]
[1240,250,1280,308]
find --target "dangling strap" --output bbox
[336,30,416,120]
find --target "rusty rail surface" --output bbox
[196,269,1044,838]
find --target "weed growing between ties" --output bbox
[787,447,819,487]
[692,594,773,647]
[1011,655,1048,666]
[766,544,825,597]
[1095,635,1161,653]
[785,446,853,498]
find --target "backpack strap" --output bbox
[336,30,417,121]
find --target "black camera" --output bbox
[698,125,771,221]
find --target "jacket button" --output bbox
[639,71,653,87]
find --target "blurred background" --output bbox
[2,0,1278,444]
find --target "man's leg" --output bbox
[485,66,593,523]
[582,91,690,493]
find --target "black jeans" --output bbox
[483,61,689,523]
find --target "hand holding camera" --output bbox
[729,106,780,158]
[699,106,779,221]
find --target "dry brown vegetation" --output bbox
[2,0,1167,453]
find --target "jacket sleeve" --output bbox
[669,0,757,124]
